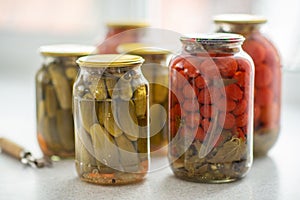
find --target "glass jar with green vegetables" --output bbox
[117,43,171,155]
[73,54,149,185]
[36,44,95,159]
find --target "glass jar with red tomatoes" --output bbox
[214,14,282,156]
[97,22,149,54]
[168,33,254,183]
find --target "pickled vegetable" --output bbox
[74,92,148,184]
[243,33,281,156]
[143,61,169,154]
[214,14,281,156]
[97,22,148,54]
[73,57,149,185]
[36,57,79,158]
[169,34,253,183]
[133,54,169,154]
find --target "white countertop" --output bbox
[0,80,300,200]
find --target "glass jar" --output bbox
[168,33,254,183]
[36,44,95,159]
[214,14,282,156]
[117,43,171,155]
[73,54,149,185]
[97,22,149,54]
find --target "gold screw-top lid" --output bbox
[39,44,96,57]
[213,14,267,24]
[117,43,171,55]
[180,33,245,45]
[76,54,144,68]
[106,21,149,28]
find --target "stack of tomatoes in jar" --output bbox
[214,14,282,156]
[243,32,281,155]
[168,34,254,183]
[170,56,253,141]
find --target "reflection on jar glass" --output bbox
[97,22,149,54]
[73,54,149,185]
[214,14,282,156]
[168,33,254,183]
[36,44,95,159]
[117,43,171,155]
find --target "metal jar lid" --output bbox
[117,43,171,55]
[39,44,96,57]
[76,54,145,68]
[106,21,149,28]
[180,33,245,45]
[213,14,267,24]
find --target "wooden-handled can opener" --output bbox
[0,137,52,168]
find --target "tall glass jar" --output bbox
[97,22,149,54]
[214,14,282,156]
[73,54,149,185]
[117,43,171,155]
[168,33,254,183]
[36,44,95,159]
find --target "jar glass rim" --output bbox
[180,33,245,45]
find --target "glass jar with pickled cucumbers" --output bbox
[214,14,282,156]
[97,22,149,54]
[73,54,149,185]
[168,33,254,183]
[117,43,171,155]
[36,44,95,159]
